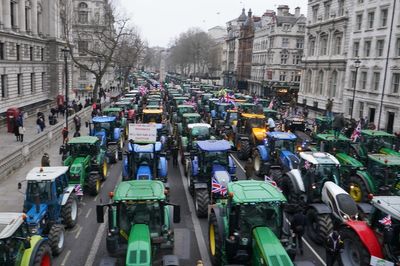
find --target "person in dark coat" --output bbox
[62,127,69,144]
[332,113,345,139]
[73,131,81,137]
[290,208,307,255]
[14,117,20,141]
[171,140,179,167]
[17,113,24,142]
[73,115,81,132]
[325,231,344,266]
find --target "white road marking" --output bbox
[231,154,245,172]
[178,159,212,265]
[75,225,83,239]
[85,208,92,218]
[60,250,71,266]
[93,195,98,202]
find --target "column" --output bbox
[18,0,26,33]
[31,0,37,35]
[3,0,11,29]
[0,1,3,28]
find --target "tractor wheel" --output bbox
[101,160,108,180]
[339,227,371,266]
[209,212,223,266]
[282,176,301,205]
[306,209,333,245]
[32,241,52,266]
[108,146,117,164]
[48,224,65,256]
[253,151,263,177]
[62,194,78,229]
[87,174,100,196]
[195,188,209,218]
[238,140,250,160]
[187,168,194,196]
[347,175,369,203]
[269,169,282,180]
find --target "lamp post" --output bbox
[350,57,361,120]
[61,46,70,131]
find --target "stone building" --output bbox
[208,26,226,85]
[0,0,70,114]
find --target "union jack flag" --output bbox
[379,215,392,226]
[268,98,274,109]
[351,121,362,142]
[212,177,227,196]
[74,184,84,196]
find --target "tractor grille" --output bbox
[69,174,80,181]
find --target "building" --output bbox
[0,0,70,114]
[208,26,226,85]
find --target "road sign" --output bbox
[370,256,394,266]
[129,123,157,143]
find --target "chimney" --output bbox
[277,5,289,16]
[248,9,252,18]
[295,7,300,17]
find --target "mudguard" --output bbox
[23,236,48,266]
[356,170,376,194]
[209,206,226,239]
[113,128,121,142]
[194,183,208,189]
[61,186,76,205]
[343,220,383,258]
[158,157,168,178]
[379,147,400,157]
[256,145,269,161]
[192,157,199,176]
[309,203,331,214]
[122,157,129,179]
[286,169,305,193]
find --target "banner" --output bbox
[129,123,157,143]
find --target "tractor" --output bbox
[311,116,332,136]
[253,131,300,177]
[0,212,53,266]
[359,130,400,158]
[61,136,107,196]
[175,113,201,137]
[96,180,181,266]
[141,109,168,146]
[19,167,79,255]
[210,102,233,127]
[187,140,236,217]
[112,100,136,122]
[102,107,128,138]
[87,116,123,164]
[171,104,195,125]
[208,180,296,266]
[123,141,168,182]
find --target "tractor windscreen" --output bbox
[191,127,210,140]
[314,165,340,184]
[204,151,229,166]
[274,140,295,152]
[143,113,162,123]
[118,201,161,233]
[71,144,97,156]
[247,118,265,129]
[26,181,51,203]
[94,122,111,133]
[239,203,281,236]
[228,113,238,123]
[336,194,358,218]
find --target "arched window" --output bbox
[317,70,324,95]
[320,33,328,55]
[331,71,338,97]
[78,2,88,23]
[78,2,88,8]
[308,36,315,56]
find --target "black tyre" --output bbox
[48,224,65,256]
[339,227,370,266]
[32,241,52,266]
[253,151,263,177]
[282,176,301,204]
[238,140,250,160]
[87,174,100,196]
[100,160,108,180]
[347,175,369,203]
[62,194,78,228]
[108,146,117,164]
[306,209,333,245]
[187,167,194,196]
[209,212,223,266]
[195,188,209,218]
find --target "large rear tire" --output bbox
[195,188,209,218]
[282,176,302,204]
[62,194,78,228]
[209,212,223,266]
[339,228,371,266]
[101,160,108,180]
[253,151,262,177]
[238,140,250,160]
[347,175,369,203]
[306,209,333,245]
[87,174,100,196]
[48,224,65,256]
[187,168,194,196]
[32,241,52,266]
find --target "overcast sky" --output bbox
[118,0,307,48]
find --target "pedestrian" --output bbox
[303,106,309,119]
[326,99,333,119]
[73,130,81,137]
[14,117,20,141]
[325,231,344,266]
[62,127,69,144]
[17,113,24,142]
[59,104,65,117]
[267,117,276,132]
[41,153,50,167]
[290,207,307,255]
[73,115,81,132]
[172,140,179,167]
[244,158,254,180]
[290,98,297,115]
[78,102,83,111]
[332,113,345,139]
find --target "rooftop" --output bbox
[26,166,69,181]
[113,180,166,201]
[196,140,231,152]
[0,213,25,239]
[68,136,99,145]
[228,180,286,204]
[92,116,116,123]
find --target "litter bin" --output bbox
[6,107,20,133]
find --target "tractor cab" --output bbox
[181,113,201,132]
[188,123,211,141]
[263,108,278,120]
[91,116,118,143]
[237,103,257,114]
[142,109,162,124]
[173,105,195,123]
[283,115,306,132]
[366,154,400,195]
[360,130,399,156]
[313,116,333,135]
[316,134,352,155]
[211,102,233,121]
[102,107,126,129]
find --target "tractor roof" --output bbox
[113,180,166,201]
[92,116,116,123]
[315,116,332,122]
[68,136,98,145]
[143,109,162,114]
[300,152,340,165]
[361,130,394,137]
[228,180,286,204]
[197,140,231,152]
[177,104,194,108]
[241,113,265,119]
[238,103,255,106]
[316,134,351,142]
[103,107,123,112]
[368,154,400,165]
[285,116,304,121]
[26,166,69,181]
[182,113,201,118]
[263,108,277,113]
[0,213,25,239]
[114,101,131,105]
[146,105,162,110]
[371,196,400,221]
[188,123,211,129]
[267,131,297,140]
[129,142,162,153]
[216,102,231,106]
[173,96,188,100]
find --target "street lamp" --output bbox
[61,46,70,131]
[350,57,361,119]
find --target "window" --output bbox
[361,71,367,89]
[293,54,302,65]
[78,41,88,55]
[376,40,384,57]
[283,24,290,31]
[396,38,400,56]
[42,72,45,91]
[358,0,363,3]
[334,35,342,55]
[78,11,88,24]
[309,39,315,56]
[78,2,88,8]
[17,74,22,95]
[359,102,364,119]
[348,99,353,116]
[331,71,337,97]
[312,6,319,23]
[279,72,286,81]
[16,44,20,60]
[0,43,4,60]
[380,9,388,27]
[281,53,288,64]
[294,74,301,82]
[356,14,363,30]
[320,35,328,55]
[351,71,357,89]
[296,38,304,49]
[41,48,44,61]
[10,1,16,28]
[31,73,35,93]
[324,3,331,20]
[392,73,400,93]
[269,37,274,48]
[1,75,7,98]
[353,41,360,57]
[373,72,380,91]
[318,71,324,95]
[30,47,33,61]
[338,0,345,16]
[364,41,371,57]
[282,38,289,48]
[79,69,86,79]
[298,25,305,32]
[367,12,374,29]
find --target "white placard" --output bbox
[370,256,394,266]
[129,123,157,143]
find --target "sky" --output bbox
[118,0,308,48]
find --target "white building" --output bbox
[208,26,226,85]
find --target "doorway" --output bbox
[369,108,376,123]
[386,112,395,133]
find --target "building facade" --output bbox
[0,0,70,114]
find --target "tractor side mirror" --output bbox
[173,205,181,223]
[18,182,22,190]
[85,121,89,128]
[23,239,31,249]
[96,205,104,223]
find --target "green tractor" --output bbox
[358,130,400,159]
[0,212,52,266]
[171,104,195,125]
[208,180,296,266]
[61,136,108,196]
[96,180,181,266]
[176,113,201,137]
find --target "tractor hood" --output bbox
[252,227,294,266]
[26,204,47,225]
[335,153,363,167]
[252,128,266,142]
[280,150,299,170]
[212,165,231,187]
[136,165,152,180]
[380,147,400,157]
[70,157,86,175]
[126,224,151,266]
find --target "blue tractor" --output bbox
[253,131,300,177]
[122,141,168,182]
[87,116,124,164]
[187,140,236,218]
[19,167,79,256]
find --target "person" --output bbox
[244,158,254,180]
[303,106,309,119]
[74,115,81,132]
[73,131,81,137]
[326,99,333,119]
[290,98,297,115]
[41,153,50,167]
[290,208,307,255]
[172,140,179,167]
[332,113,345,139]
[62,127,69,144]
[325,231,344,266]
[17,113,24,142]
[267,117,276,132]
[14,117,20,141]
